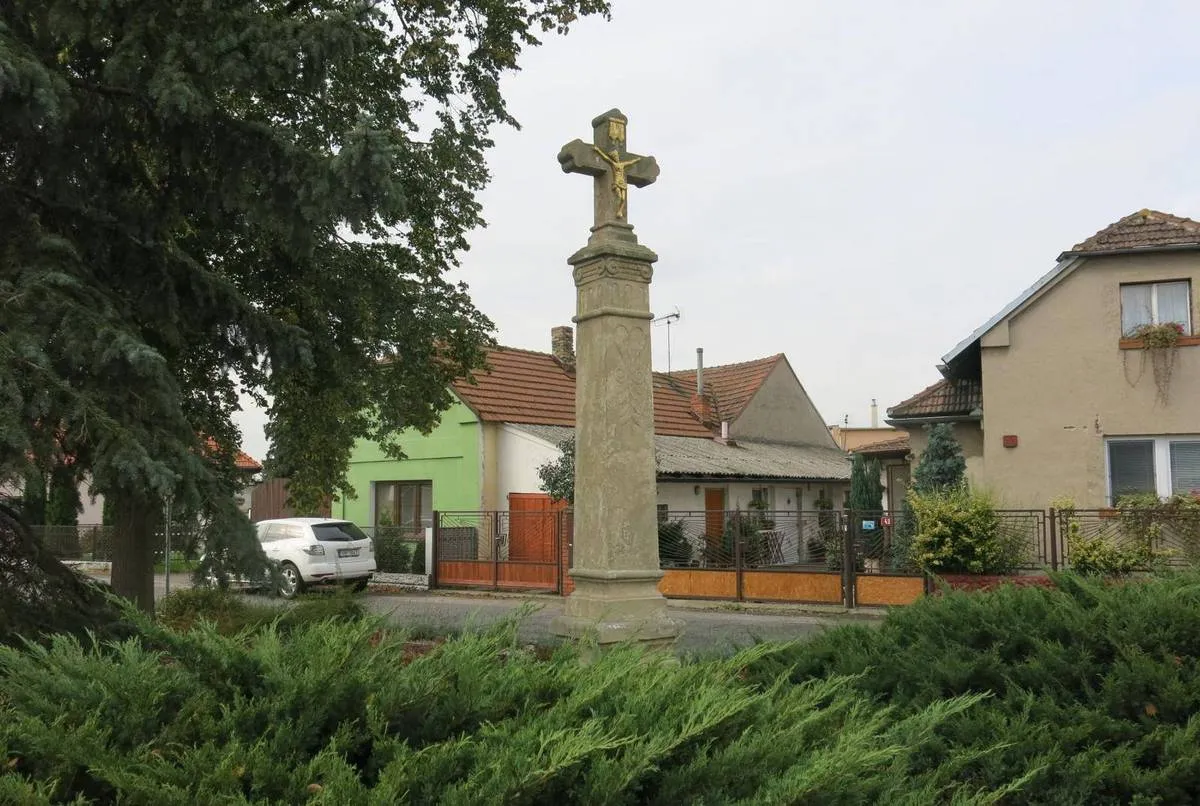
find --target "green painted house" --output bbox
[332,393,482,531]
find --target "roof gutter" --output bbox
[1057,243,1200,261]
[657,473,850,483]
[885,413,983,427]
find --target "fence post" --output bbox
[842,512,856,609]
[430,511,440,588]
[1048,508,1059,571]
[734,514,744,602]
[492,511,501,590]
[554,510,563,596]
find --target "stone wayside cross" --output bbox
[552,109,682,648]
[557,109,660,239]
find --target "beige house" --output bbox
[889,209,1200,509]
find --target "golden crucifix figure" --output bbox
[557,109,660,228]
[592,146,642,220]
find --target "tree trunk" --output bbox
[109,491,159,612]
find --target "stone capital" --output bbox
[572,258,655,288]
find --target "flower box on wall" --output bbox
[1119,335,1200,349]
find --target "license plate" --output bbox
[338,548,360,558]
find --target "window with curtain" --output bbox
[374,481,433,532]
[1170,442,1200,497]
[1108,440,1156,499]
[1120,281,1192,336]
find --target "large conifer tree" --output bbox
[911,424,967,493]
[1,0,608,609]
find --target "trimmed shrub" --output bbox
[748,573,1200,805]
[909,485,1023,574]
[0,611,1018,804]
[409,538,427,575]
[375,530,414,573]
[6,574,1200,803]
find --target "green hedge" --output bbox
[748,573,1200,804]
[4,575,1200,803]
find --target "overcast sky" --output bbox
[234,0,1200,462]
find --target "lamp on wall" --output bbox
[693,485,701,496]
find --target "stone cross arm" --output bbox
[557,139,660,187]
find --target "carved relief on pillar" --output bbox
[572,259,654,288]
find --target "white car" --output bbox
[255,518,377,598]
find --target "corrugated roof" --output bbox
[511,424,850,481]
[670,354,782,422]
[1063,209,1200,257]
[888,378,982,420]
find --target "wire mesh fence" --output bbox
[1057,508,1200,570]
[28,524,209,565]
[658,510,841,570]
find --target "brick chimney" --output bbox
[551,326,575,368]
[691,347,714,426]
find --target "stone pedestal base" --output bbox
[552,569,683,646]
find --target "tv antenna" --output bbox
[652,307,682,373]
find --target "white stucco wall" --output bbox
[496,425,563,506]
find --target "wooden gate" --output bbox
[433,503,566,593]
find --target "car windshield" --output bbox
[311,522,369,542]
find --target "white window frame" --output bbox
[1105,435,1200,504]
[1120,280,1193,335]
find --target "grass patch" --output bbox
[153,557,200,574]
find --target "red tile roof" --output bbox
[669,354,783,422]
[204,437,262,472]
[888,378,982,420]
[450,348,786,438]
[450,348,715,438]
[853,434,910,455]
[1063,209,1200,257]
[234,450,263,472]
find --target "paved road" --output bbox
[86,573,869,655]
[362,592,866,656]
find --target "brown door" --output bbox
[508,493,564,562]
[704,488,726,563]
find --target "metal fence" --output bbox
[27,524,203,563]
[433,510,568,593]
[658,510,839,570]
[1056,508,1200,569]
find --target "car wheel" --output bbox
[278,562,305,599]
[350,577,369,592]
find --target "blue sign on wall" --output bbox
[861,519,877,531]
